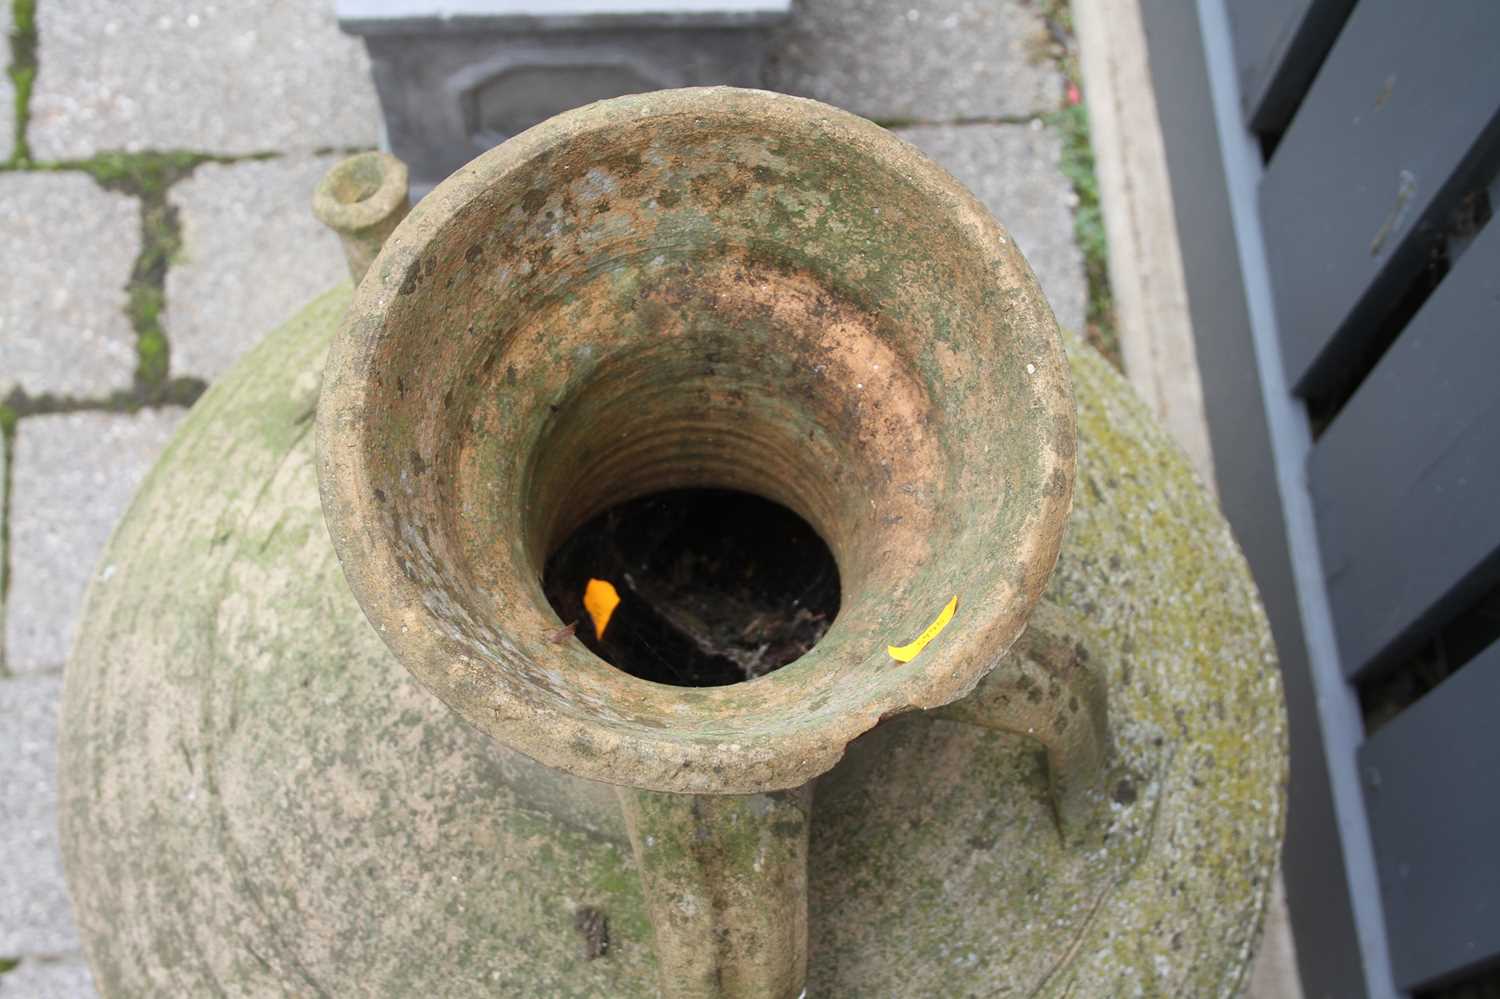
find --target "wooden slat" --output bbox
[1257,0,1500,393]
[1226,0,1353,136]
[1309,219,1500,677]
[1358,640,1500,989]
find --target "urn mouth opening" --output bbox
[330,161,383,205]
[317,87,1076,793]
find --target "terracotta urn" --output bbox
[59,88,1287,997]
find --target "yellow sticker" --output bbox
[584,578,621,640]
[887,596,958,663]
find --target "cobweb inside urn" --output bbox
[543,488,841,687]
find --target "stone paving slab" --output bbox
[0,173,139,399]
[0,957,98,998]
[1,430,7,673]
[4,409,186,672]
[165,154,350,381]
[0,429,6,669]
[768,0,1061,123]
[29,0,381,160]
[894,121,1086,333]
[0,673,80,956]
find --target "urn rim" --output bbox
[316,86,1076,794]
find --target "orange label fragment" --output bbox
[887,596,958,663]
[584,578,621,640]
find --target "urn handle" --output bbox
[933,599,1112,844]
[617,784,813,999]
[616,600,1109,999]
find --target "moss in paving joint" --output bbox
[5,0,36,167]
[1,383,207,425]
[1049,101,1120,370]
[0,955,20,974]
[47,150,274,398]
[312,144,377,157]
[1040,0,1121,371]
[1,148,270,400]
[63,152,226,393]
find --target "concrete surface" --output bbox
[768,0,1059,122]
[0,957,97,999]
[0,173,139,399]
[28,0,381,159]
[165,154,349,380]
[0,674,79,955]
[895,120,1086,333]
[4,409,186,672]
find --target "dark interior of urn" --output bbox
[542,488,842,687]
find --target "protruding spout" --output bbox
[312,151,410,283]
[617,785,813,999]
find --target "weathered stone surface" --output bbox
[60,284,1284,996]
[0,173,138,398]
[0,673,81,955]
[894,121,1087,333]
[165,155,349,381]
[1,0,14,164]
[28,0,380,160]
[768,0,1061,122]
[4,409,186,672]
[0,956,98,998]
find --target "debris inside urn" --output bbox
[543,489,841,687]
